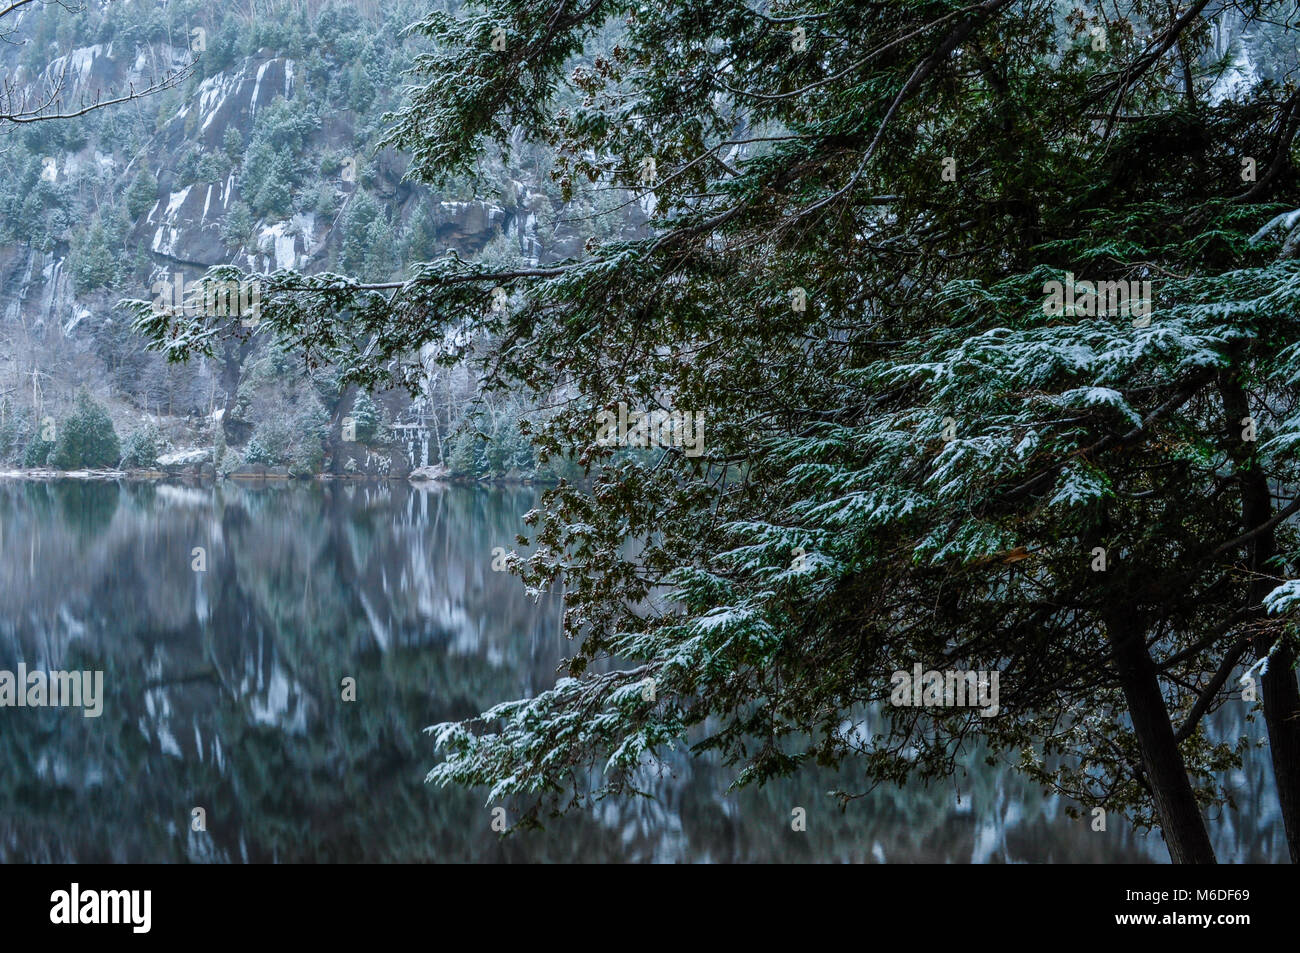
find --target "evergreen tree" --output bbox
[361,216,399,281]
[350,391,380,444]
[22,432,54,468]
[401,203,440,264]
[222,126,244,164]
[119,424,163,469]
[125,169,160,219]
[222,200,255,248]
[68,216,119,292]
[446,429,480,478]
[49,391,121,469]
[337,190,381,274]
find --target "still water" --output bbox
[0,479,1286,862]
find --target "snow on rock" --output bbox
[258,220,302,270]
[157,449,212,467]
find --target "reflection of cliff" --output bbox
[0,480,565,861]
[0,480,1286,862]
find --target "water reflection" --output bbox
[0,480,1285,862]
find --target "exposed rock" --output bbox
[330,441,410,478]
[158,448,212,468]
[409,464,450,482]
[229,463,289,479]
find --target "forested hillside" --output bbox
[0,0,636,479]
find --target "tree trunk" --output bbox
[1260,641,1300,863]
[1219,371,1300,862]
[1107,614,1218,863]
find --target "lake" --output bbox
[0,479,1285,862]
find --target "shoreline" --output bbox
[0,468,554,487]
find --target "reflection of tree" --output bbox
[0,480,1284,862]
[52,480,119,537]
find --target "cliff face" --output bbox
[0,245,78,335]
[1,44,565,306]
[0,3,634,471]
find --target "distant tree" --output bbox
[243,433,283,467]
[222,126,245,164]
[361,217,398,281]
[337,191,380,274]
[309,181,340,218]
[289,405,329,476]
[402,203,440,265]
[445,429,479,478]
[174,145,202,186]
[196,150,231,184]
[49,392,120,469]
[22,432,53,468]
[125,169,160,219]
[242,142,295,218]
[350,391,380,443]
[119,424,163,469]
[68,217,120,292]
[222,201,255,248]
[345,59,375,113]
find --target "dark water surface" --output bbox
[0,479,1285,862]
